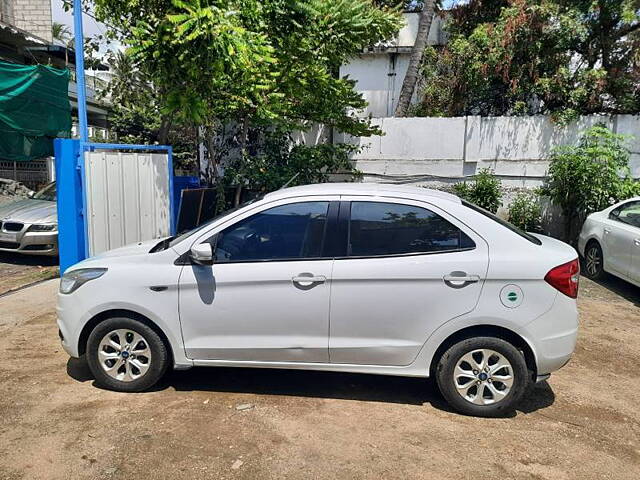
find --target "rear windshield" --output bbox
[462,200,542,245]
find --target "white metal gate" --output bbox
[84,150,171,255]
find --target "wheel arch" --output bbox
[585,237,602,251]
[78,309,174,364]
[428,324,537,380]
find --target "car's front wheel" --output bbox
[583,240,604,280]
[86,317,169,392]
[436,337,530,417]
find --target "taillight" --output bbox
[545,258,580,298]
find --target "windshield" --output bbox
[462,200,542,245]
[32,182,56,202]
[167,195,265,249]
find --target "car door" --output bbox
[178,198,336,362]
[610,201,640,282]
[604,201,640,278]
[329,199,489,366]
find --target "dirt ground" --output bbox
[0,275,639,480]
[0,253,58,296]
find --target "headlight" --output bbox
[60,268,107,294]
[29,224,57,232]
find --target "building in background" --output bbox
[1,0,52,42]
[0,0,110,187]
[340,12,447,117]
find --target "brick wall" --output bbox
[6,0,52,43]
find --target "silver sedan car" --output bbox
[578,197,640,287]
[0,182,58,256]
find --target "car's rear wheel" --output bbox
[436,337,529,417]
[86,317,169,392]
[583,241,604,280]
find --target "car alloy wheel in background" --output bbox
[584,242,604,279]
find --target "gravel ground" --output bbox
[0,276,639,480]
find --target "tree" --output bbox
[414,0,640,120]
[52,21,73,64]
[374,1,424,10]
[544,125,634,242]
[52,21,71,44]
[394,0,438,116]
[102,51,198,172]
[93,0,401,202]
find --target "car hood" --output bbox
[91,237,168,260]
[66,237,173,273]
[0,199,57,224]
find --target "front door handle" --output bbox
[443,272,481,288]
[292,273,326,288]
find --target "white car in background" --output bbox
[57,184,579,417]
[578,197,640,287]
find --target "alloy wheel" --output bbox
[453,349,514,405]
[585,246,602,277]
[98,329,152,382]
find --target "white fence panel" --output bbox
[85,151,171,255]
[341,114,640,186]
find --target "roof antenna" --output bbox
[279,172,300,190]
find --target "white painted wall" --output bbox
[84,151,171,255]
[335,115,640,187]
[340,13,447,117]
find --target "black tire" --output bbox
[86,317,169,392]
[583,240,605,280]
[435,336,530,417]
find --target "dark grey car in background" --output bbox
[0,182,57,256]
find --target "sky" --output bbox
[51,0,107,39]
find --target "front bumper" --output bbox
[57,292,82,358]
[0,227,58,256]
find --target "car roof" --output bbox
[264,183,461,204]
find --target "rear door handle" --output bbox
[443,272,481,288]
[635,238,640,246]
[604,228,611,234]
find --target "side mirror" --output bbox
[190,243,213,266]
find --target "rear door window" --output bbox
[348,201,475,257]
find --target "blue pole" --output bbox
[73,0,88,144]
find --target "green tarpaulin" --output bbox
[0,61,71,161]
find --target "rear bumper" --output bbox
[523,292,579,375]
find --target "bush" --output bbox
[453,168,502,213]
[508,191,542,232]
[619,178,640,200]
[222,129,361,210]
[543,124,633,242]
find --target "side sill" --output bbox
[189,359,429,378]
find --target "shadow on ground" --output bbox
[67,357,554,416]
[0,251,58,267]
[589,274,640,307]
